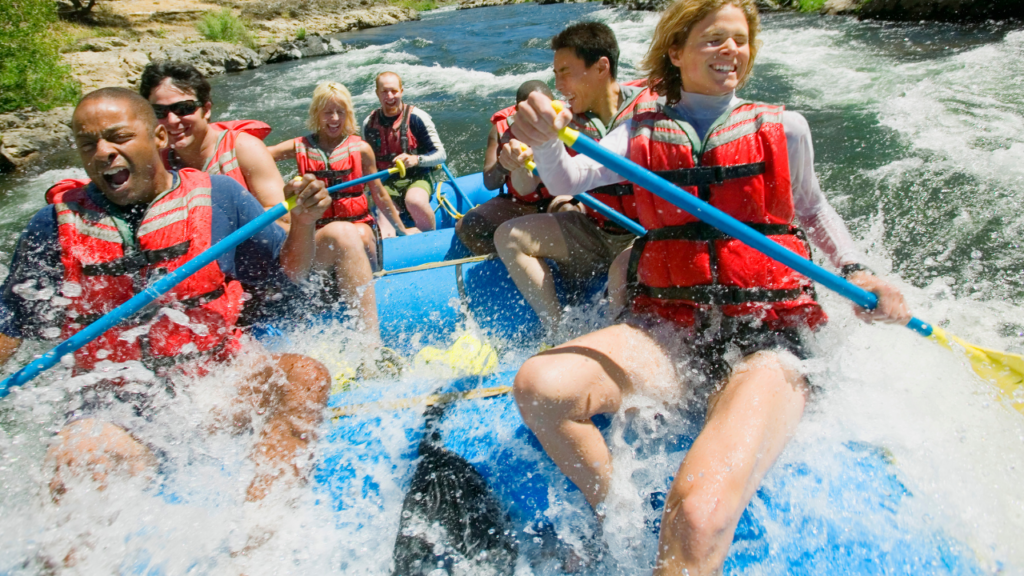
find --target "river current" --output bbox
[2,3,1024,574]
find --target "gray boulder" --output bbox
[0,107,75,174]
[151,42,264,76]
[259,34,347,64]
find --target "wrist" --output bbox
[841,263,873,278]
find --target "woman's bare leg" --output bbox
[654,351,807,576]
[513,323,677,505]
[495,214,571,331]
[314,221,380,342]
[404,185,436,232]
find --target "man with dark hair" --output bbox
[0,87,333,510]
[496,22,658,337]
[140,61,289,228]
[362,71,446,233]
[456,80,579,255]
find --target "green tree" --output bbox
[0,0,80,113]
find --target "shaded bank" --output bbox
[601,0,1024,22]
[829,0,1024,22]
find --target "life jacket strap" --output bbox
[311,168,353,190]
[81,241,191,277]
[655,162,766,201]
[635,284,806,305]
[589,183,634,197]
[316,213,374,228]
[645,222,795,242]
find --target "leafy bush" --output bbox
[295,27,306,40]
[0,0,81,113]
[794,0,827,11]
[195,9,256,48]
[390,0,438,10]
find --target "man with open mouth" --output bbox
[0,88,334,523]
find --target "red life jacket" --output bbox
[364,105,430,180]
[202,120,273,189]
[293,134,374,227]
[626,101,827,330]
[45,169,244,372]
[490,105,552,205]
[569,79,658,231]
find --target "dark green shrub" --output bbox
[0,0,81,113]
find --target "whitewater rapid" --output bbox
[1,5,1024,574]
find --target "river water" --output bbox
[2,3,1024,574]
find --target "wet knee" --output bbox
[321,223,365,254]
[279,353,330,405]
[662,480,741,558]
[513,356,568,428]
[493,220,521,257]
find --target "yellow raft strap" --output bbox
[331,384,513,419]
[434,182,465,220]
[374,253,496,278]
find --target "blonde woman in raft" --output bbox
[269,82,418,345]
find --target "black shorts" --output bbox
[623,309,813,390]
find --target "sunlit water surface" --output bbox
[2,4,1024,574]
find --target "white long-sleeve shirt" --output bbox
[531,91,865,269]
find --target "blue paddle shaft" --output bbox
[0,201,292,398]
[575,192,647,237]
[441,163,474,209]
[527,163,647,237]
[565,134,933,338]
[325,167,397,194]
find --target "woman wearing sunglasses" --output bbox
[510,0,911,573]
[139,61,290,229]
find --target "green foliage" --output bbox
[389,0,439,11]
[195,8,256,48]
[0,0,81,113]
[794,0,827,11]
[295,27,306,40]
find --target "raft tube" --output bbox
[318,371,987,574]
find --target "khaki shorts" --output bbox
[554,210,636,285]
[456,195,543,255]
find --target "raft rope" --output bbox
[331,384,512,419]
[435,182,465,220]
[374,253,496,278]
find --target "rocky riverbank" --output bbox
[0,0,417,173]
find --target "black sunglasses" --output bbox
[152,100,202,120]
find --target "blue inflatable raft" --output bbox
[258,172,988,574]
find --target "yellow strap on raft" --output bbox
[331,384,512,419]
[434,182,465,220]
[374,253,496,278]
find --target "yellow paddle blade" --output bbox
[412,334,498,378]
[930,326,1024,413]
